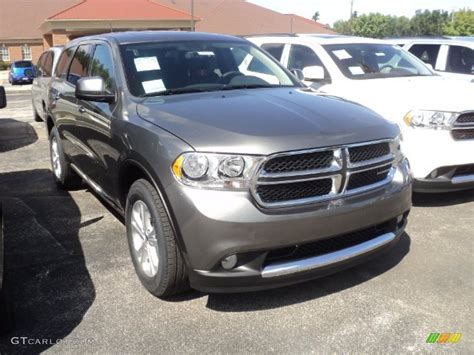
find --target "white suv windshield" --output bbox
[120,41,297,97]
[323,43,433,80]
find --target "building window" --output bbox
[0,45,9,61]
[22,44,32,60]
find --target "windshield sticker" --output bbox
[333,49,352,60]
[349,66,365,75]
[134,57,161,72]
[375,52,386,57]
[142,79,166,94]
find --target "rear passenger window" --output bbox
[408,44,441,67]
[55,47,75,79]
[42,52,53,77]
[67,45,93,85]
[446,45,474,74]
[90,44,116,92]
[261,43,285,61]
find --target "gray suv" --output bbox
[46,32,412,297]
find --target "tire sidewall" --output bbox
[125,182,170,294]
[49,127,67,185]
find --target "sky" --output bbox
[247,0,474,25]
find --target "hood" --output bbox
[327,76,474,121]
[136,88,398,155]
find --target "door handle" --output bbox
[78,106,86,114]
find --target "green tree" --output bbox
[351,13,392,38]
[312,11,320,22]
[410,10,449,36]
[333,19,353,35]
[443,9,474,36]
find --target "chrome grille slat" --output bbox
[252,139,396,208]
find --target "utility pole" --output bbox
[191,0,195,32]
[350,0,354,19]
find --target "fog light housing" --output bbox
[221,254,238,270]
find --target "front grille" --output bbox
[253,140,396,207]
[256,179,332,203]
[454,164,474,177]
[452,129,474,140]
[265,219,397,265]
[456,112,474,124]
[348,142,390,164]
[262,150,333,174]
[347,164,392,190]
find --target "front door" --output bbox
[75,42,120,201]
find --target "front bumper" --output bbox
[402,127,474,191]
[165,160,412,293]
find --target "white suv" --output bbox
[248,35,474,192]
[388,38,474,82]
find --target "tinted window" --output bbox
[55,47,75,79]
[90,44,116,92]
[408,44,441,67]
[67,45,93,85]
[261,43,285,61]
[446,45,474,74]
[36,53,47,74]
[42,52,53,77]
[288,45,329,79]
[14,61,33,68]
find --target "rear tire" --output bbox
[125,179,188,298]
[49,126,81,189]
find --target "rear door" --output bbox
[50,44,93,166]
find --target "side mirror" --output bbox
[291,69,305,81]
[425,63,434,71]
[302,66,325,82]
[75,77,115,103]
[0,86,6,109]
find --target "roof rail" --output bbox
[243,33,298,38]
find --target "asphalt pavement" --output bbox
[0,92,473,354]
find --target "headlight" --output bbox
[172,152,264,190]
[404,110,458,129]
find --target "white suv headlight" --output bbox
[404,110,458,130]
[172,152,264,190]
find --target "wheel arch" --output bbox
[118,159,189,257]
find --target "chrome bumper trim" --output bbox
[261,232,396,278]
[452,174,474,185]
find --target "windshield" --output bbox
[120,41,297,97]
[323,43,433,80]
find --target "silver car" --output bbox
[32,46,63,122]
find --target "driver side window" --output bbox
[288,45,330,79]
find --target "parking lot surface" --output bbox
[0,92,473,353]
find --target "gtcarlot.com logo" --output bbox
[426,333,462,344]
[10,337,95,346]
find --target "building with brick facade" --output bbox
[0,0,335,65]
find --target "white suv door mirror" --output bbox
[302,66,325,81]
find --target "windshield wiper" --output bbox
[222,84,274,90]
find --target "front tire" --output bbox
[126,179,188,298]
[49,126,81,189]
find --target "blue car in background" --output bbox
[8,60,36,85]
